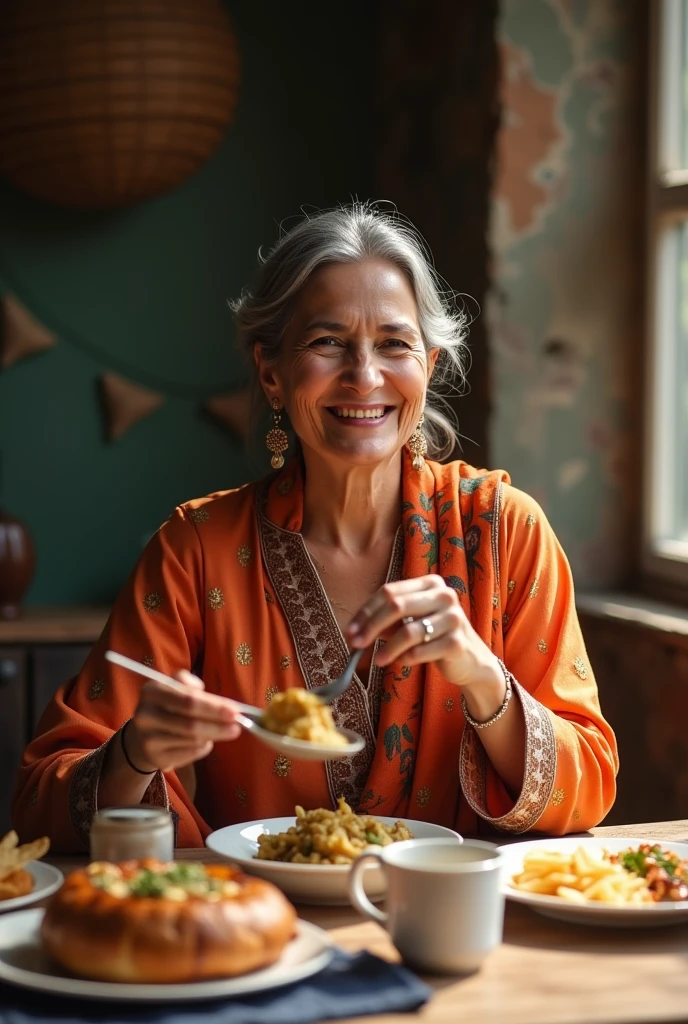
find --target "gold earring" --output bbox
[407,413,428,470]
[266,398,289,469]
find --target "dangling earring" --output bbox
[407,412,428,470]
[266,398,289,469]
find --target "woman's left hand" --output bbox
[344,577,504,697]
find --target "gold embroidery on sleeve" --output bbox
[142,655,155,668]
[507,579,516,594]
[573,656,588,680]
[280,655,292,670]
[416,785,431,808]
[188,507,210,524]
[537,639,548,654]
[208,588,225,611]
[236,785,248,807]
[525,514,536,527]
[572,808,581,821]
[265,686,279,703]
[143,592,163,612]
[492,594,499,608]
[237,544,252,567]
[236,643,252,666]
[264,588,274,604]
[528,576,540,600]
[273,755,291,777]
[444,698,455,712]
[277,477,293,495]
[88,678,106,700]
[459,680,557,832]
[551,787,565,806]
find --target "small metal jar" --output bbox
[89,807,174,862]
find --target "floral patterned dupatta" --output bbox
[261,451,507,830]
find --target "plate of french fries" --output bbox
[498,838,688,927]
[0,830,62,913]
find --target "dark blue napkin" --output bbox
[0,949,432,1024]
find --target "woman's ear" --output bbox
[427,347,440,380]
[254,344,281,404]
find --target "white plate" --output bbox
[498,837,688,928]
[0,863,63,914]
[0,908,333,1002]
[207,816,461,905]
[239,721,366,761]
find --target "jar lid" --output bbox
[92,807,171,830]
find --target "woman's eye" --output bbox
[309,336,341,348]
[381,338,410,349]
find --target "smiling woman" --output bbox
[13,203,618,852]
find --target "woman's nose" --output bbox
[341,352,385,393]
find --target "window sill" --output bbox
[577,591,688,643]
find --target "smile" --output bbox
[329,403,393,419]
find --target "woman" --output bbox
[13,205,618,851]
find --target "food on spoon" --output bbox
[0,830,50,901]
[255,798,414,864]
[40,859,297,983]
[510,843,688,905]
[261,688,349,746]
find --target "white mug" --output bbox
[348,837,505,974]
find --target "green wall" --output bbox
[0,1,374,605]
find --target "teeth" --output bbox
[334,408,385,419]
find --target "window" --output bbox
[645,0,688,587]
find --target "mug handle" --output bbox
[348,851,388,925]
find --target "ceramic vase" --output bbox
[0,508,35,619]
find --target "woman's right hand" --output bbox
[124,669,242,773]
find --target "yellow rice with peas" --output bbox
[255,798,414,864]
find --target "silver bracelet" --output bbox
[460,659,513,730]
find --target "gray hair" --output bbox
[231,202,469,460]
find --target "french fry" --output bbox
[510,846,655,906]
[0,831,50,887]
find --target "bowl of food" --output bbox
[206,799,462,905]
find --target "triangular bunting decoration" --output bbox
[99,371,166,441]
[1,294,57,369]
[203,388,253,438]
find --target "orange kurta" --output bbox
[13,455,618,851]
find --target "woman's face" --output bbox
[257,259,438,468]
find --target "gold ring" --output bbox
[421,618,434,644]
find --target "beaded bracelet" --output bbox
[121,719,157,775]
[460,659,513,730]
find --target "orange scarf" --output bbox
[262,450,506,829]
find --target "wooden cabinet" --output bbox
[0,608,109,833]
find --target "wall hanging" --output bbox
[0,0,241,209]
[1,294,56,369]
[1,292,251,441]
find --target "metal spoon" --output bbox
[104,650,365,762]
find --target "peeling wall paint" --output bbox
[489,0,644,588]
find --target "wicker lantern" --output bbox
[0,0,240,209]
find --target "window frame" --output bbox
[642,0,688,592]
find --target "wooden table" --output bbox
[46,820,688,1024]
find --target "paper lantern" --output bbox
[0,0,240,209]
